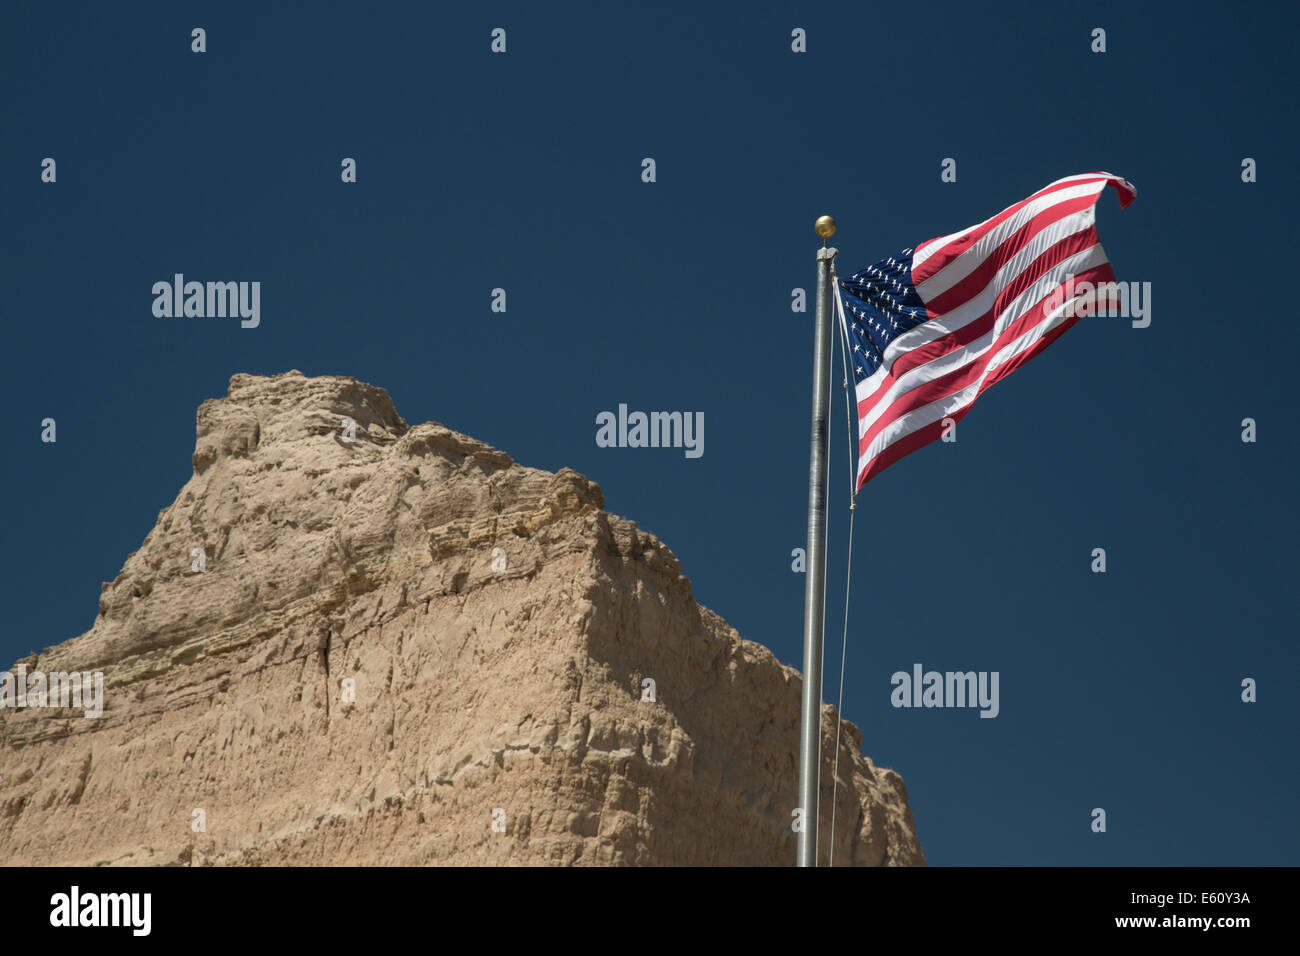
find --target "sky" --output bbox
[3,0,1297,866]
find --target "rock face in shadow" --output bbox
[0,371,924,866]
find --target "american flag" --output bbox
[836,172,1137,489]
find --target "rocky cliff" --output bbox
[0,371,924,866]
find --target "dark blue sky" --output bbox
[5,1,1296,865]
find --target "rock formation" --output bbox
[0,371,924,866]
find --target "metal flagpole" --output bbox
[797,216,837,867]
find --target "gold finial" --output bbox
[815,215,836,245]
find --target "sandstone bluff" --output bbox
[0,372,924,866]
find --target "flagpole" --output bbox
[797,217,838,867]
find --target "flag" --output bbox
[836,172,1136,489]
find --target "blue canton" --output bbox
[838,249,929,382]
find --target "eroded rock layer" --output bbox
[0,371,924,866]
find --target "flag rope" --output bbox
[828,272,859,866]
[832,271,858,510]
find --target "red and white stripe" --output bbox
[842,172,1136,488]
